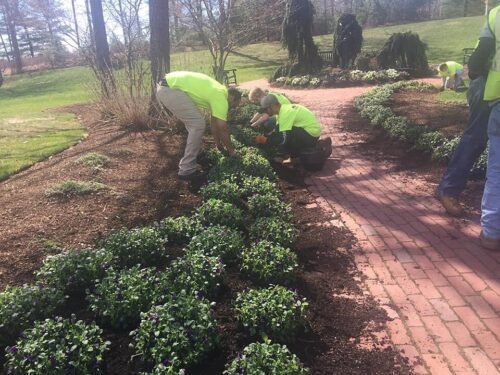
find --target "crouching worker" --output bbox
[156,71,241,180]
[257,94,322,164]
[438,61,465,91]
[248,88,291,133]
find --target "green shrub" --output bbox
[233,104,260,124]
[156,216,202,245]
[241,241,298,284]
[432,136,460,162]
[241,176,280,199]
[77,152,110,170]
[223,340,309,375]
[166,250,225,300]
[45,180,109,197]
[200,179,243,204]
[186,225,245,262]
[235,286,308,341]
[0,285,66,348]
[87,267,160,330]
[205,146,225,164]
[248,193,292,221]
[4,316,109,375]
[249,217,298,247]
[101,226,168,268]
[36,248,114,294]
[130,292,217,373]
[195,199,245,229]
[231,125,260,146]
[413,131,446,153]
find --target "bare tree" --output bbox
[71,0,81,47]
[2,0,22,73]
[149,0,170,97]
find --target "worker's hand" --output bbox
[255,135,267,145]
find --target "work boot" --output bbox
[437,194,464,217]
[178,170,206,181]
[480,232,500,252]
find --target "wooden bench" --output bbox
[463,47,475,65]
[318,50,334,66]
[213,67,238,85]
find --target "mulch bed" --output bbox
[0,106,413,374]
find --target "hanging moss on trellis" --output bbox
[332,14,363,69]
[377,32,430,77]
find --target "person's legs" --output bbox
[156,86,206,176]
[284,128,319,158]
[481,104,500,246]
[438,77,490,199]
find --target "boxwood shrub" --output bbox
[4,316,109,374]
[156,216,202,245]
[87,267,159,330]
[235,286,308,342]
[36,248,114,294]
[101,226,168,268]
[249,217,298,247]
[195,199,244,230]
[200,179,243,205]
[223,340,309,375]
[186,225,245,262]
[0,284,66,348]
[130,292,217,373]
[241,241,298,285]
[248,193,292,221]
[241,176,280,199]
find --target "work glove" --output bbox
[255,135,268,145]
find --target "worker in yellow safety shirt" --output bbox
[247,88,291,133]
[156,71,241,180]
[438,61,465,91]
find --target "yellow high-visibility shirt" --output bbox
[438,61,463,77]
[278,104,321,137]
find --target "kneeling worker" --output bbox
[156,71,241,180]
[248,88,291,131]
[258,94,322,162]
[438,61,465,91]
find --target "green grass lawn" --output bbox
[437,89,468,105]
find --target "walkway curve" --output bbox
[241,79,500,375]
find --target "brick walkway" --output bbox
[241,80,500,374]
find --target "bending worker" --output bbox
[248,88,291,131]
[438,61,465,91]
[156,71,241,180]
[257,94,321,163]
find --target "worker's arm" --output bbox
[468,37,495,80]
[251,113,270,128]
[250,112,262,124]
[211,117,236,156]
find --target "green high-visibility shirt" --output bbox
[165,71,229,121]
[438,61,463,77]
[277,104,321,137]
[269,92,291,105]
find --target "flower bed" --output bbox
[272,69,410,89]
[354,81,487,175]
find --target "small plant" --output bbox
[0,284,66,348]
[36,248,114,294]
[241,241,298,284]
[200,179,243,205]
[249,217,298,247]
[223,339,309,375]
[235,286,308,342]
[77,152,110,170]
[166,250,225,300]
[186,225,245,262]
[101,226,168,268]
[233,103,260,124]
[87,267,159,330]
[130,292,217,372]
[45,180,109,197]
[231,125,260,146]
[156,216,202,245]
[195,199,245,229]
[5,316,110,374]
[248,193,292,221]
[241,176,280,199]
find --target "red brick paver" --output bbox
[241,80,500,374]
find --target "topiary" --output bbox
[249,217,298,247]
[156,216,202,245]
[200,179,243,205]
[248,193,292,221]
[186,225,246,262]
[241,241,298,285]
[195,199,245,229]
[100,226,168,268]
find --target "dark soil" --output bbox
[0,105,414,374]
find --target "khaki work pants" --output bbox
[156,85,206,176]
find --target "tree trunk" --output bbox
[23,26,34,58]
[89,0,112,73]
[149,0,170,103]
[117,0,129,47]
[71,0,81,48]
[3,0,22,74]
[0,32,11,63]
[85,0,95,47]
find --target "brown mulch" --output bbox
[0,104,200,290]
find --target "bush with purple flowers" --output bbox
[248,193,292,221]
[195,199,245,230]
[4,315,110,374]
[130,291,217,373]
[249,216,298,247]
[223,339,309,375]
[156,216,202,245]
[186,225,245,262]
[0,284,65,348]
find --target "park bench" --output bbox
[318,50,334,66]
[463,47,475,65]
[213,67,238,86]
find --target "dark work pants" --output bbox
[284,127,319,157]
[438,76,490,197]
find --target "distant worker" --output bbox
[257,95,322,164]
[438,61,465,91]
[248,88,291,132]
[156,71,241,180]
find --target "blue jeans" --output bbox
[481,104,500,239]
[438,77,490,197]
